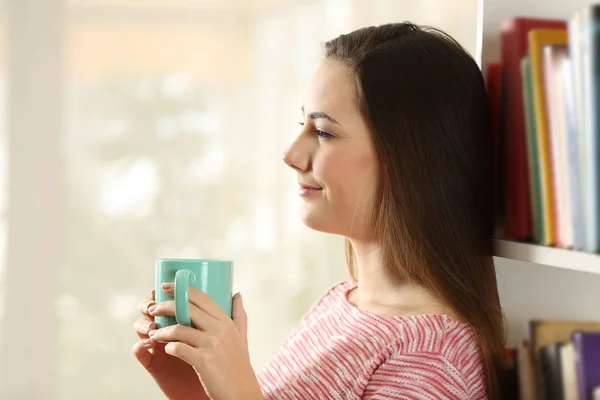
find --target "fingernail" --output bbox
[146,322,156,332]
[147,305,156,314]
[142,339,153,346]
[161,282,173,290]
[145,301,155,313]
[148,330,157,337]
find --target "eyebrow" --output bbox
[301,106,341,125]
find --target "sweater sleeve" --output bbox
[361,352,486,400]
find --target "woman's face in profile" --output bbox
[282,58,380,239]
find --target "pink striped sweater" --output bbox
[257,281,486,399]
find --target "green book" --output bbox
[521,56,544,243]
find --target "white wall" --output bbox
[482,0,587,70]
[482,0,600,345]
[495,258,600,345]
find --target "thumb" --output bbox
[232,293,248,342]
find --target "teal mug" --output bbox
[155,258,233,329]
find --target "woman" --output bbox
[132,22,506,399]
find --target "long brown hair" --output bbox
[325,22,506,399]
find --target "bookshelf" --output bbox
[493,239,600,275]
[482,0,600,280]
[482,1,600,397]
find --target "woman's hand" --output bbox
[132,290,208,400]
[148,283,264,400]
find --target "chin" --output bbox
[299,205,338,235]
[299,203,373,239]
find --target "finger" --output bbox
[164,341,199,367]
[149,299,219,332]
[133,317,157,339]
[148,300,174,317]
[161,283,227,320]
[132,338,155,369]
[149,324,209,348]
[138,296,155,317]
[232,293,247,343]
[189,304,221,332]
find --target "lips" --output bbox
[299,183,322,190]
[298,182,323,197]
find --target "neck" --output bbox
[348,238,454,317]
[349,239,397,300]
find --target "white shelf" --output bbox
[493,239,600,274]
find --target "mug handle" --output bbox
[174,269,196,327]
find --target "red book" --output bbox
[486,63,502,230]
[499,17,567,241]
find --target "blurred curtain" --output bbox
[0,0,480,398]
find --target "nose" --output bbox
[282,134,311,172]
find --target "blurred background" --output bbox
[0,0,479,399]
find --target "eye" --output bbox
[314,129,334,140]
[298,122,335,140]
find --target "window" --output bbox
[0,0,481,398]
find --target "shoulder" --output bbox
[363,315,486,399]
[320,279,355,301]
[300,279,354,318]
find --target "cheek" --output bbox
[314,149,379,204]
[313,152,352,187]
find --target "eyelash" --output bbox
[298,122,334,140]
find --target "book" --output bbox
[567,10,587,251]
[543,44,571,248]
[579,5,600,252]
[539,342,565,400]
[529,319,600,355]
[560,342,578,400]
[500,346,519,399]
[498,17,567,241]
[521,56,544,243]
[486,63,504,235]
[528,28,568,246]
[517,339,538,400]
[561,56,585,251]
[573,331,600,400]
